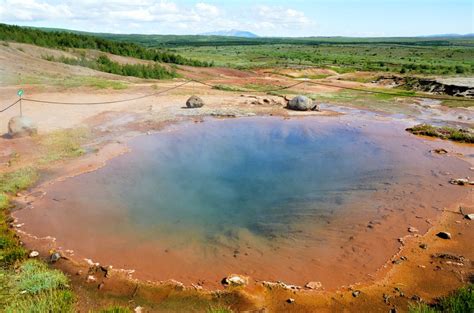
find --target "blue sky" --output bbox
[0,0,472,37]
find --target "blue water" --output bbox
[65,117,394,244]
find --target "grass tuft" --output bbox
[15,260,69,294]
[5,290,74,313]
[407,124,474,143]
[98,307,133,313]
[0,167,39,194]
[207,306,234,313]
[212,84,247,92]
[409,284,474,313]
[39,128,90,163]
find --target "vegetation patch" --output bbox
[173,43,474,75]
[14,260,69,294]
[0,167,39,195]
[98,307,133,313]
[212,84,248,92]
[406,124,474,143]
[409,284,474,313]
[39,128,90,163]
[45,54,179,80]
[4,289,74,313]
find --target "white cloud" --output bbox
[0,0,315,36]
[0,0,72,21]
[195,3,220,17]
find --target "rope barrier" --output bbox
[0,77,472,114]
[0,99,20,113]
[22,80,192,105]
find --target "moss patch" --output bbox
[406,124,474,143]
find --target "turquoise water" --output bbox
[48,118,394,244]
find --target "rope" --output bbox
[21,80,191,105]
[0,99,20,113]
[0,78,472,113]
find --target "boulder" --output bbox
[186,95,205,108]
[8,116,38,138]
[287,95,319,111]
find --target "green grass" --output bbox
[0,193,8,209]
[173,43,474,75]
[207,307,234,313]
[0,261,73,312]
[407,124,474,143]
[15,260,69,294]
[39,128,90,163]
[13,74,128,90]
[0,167,39,194]
[5,290,74,313]
[98,307,133,313]
[212,84,247,92]
[409,284,474,313]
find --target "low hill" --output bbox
[200,30,258,38]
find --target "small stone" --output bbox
[408,227,419,233]
[419,243,428,249]
[305,281,323,290]
[286,298,295,304]
[411,295,422,302]
[436,231,452,239]
[86,275,97,283]
[465,214,474,220]
[28,251,39,258]
[389,308,398,313]
[98,282,104,290]
[221,274,249,287]
[352,290,361,297]
[432,148,448,154]
[450,178,473,186]
[134,306,144,313]
[49,252,61,263]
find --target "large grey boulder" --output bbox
[287,95,320,111]
[186,95,205,108]
[8,116,38,138]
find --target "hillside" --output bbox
[200,30,259,38]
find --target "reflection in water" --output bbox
[88,117,392,246]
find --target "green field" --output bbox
[169,44,474,74]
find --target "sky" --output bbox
[0,0,472,37]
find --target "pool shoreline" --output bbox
[11,114,473,299]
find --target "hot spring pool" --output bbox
[16,117,469,288]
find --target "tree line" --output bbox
[0,23,212,67]
[44,55,179,80]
